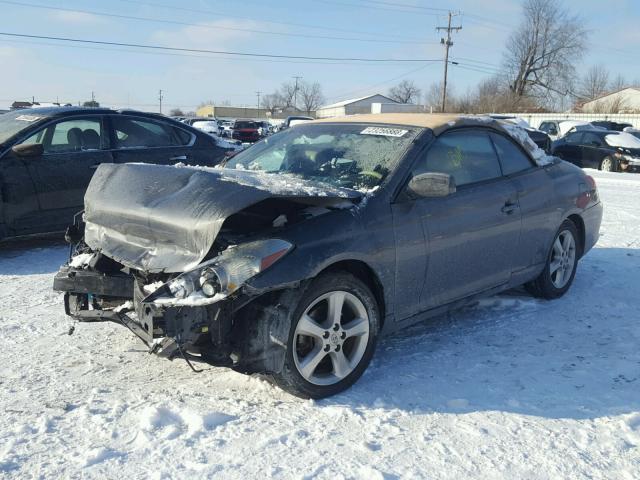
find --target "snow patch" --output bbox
[605,132,640,149]
[69,253,94,268]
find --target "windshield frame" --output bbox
[224,122,422,193]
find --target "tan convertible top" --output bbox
[310,113,552,166]
[311,113,500,136]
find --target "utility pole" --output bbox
[256,91,261,113]
[158,89,164,114]
[292,76,302,111]
[436,11,462,112]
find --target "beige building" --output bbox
[316,94,398,118]
[582,87,640,114]
[195,105,315,121]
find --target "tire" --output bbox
[271,272,380,399]
[525,220,579,300]
[600,156,618,172]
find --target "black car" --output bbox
[551,129,640,172]
[590,120,633,132]
[0,107,228,240]
[54,113,602,398]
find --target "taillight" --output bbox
[585,175,597,191]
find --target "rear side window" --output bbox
[417,130,502,187]
[582,132,602,146]
[112,116,191,148]
[490,133,534,175]
[564,132,583,145]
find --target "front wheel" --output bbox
[600,156,618,172]
[272,273,380,399]
[526,220,579,299]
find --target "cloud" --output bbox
[52,11,103,24]
[150,19,264,50]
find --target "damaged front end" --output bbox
[53,163,359,371]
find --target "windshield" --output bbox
[225,123,419,191]
[0,110,46,145]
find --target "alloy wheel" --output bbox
[292,291,370,386]
[549,230,576,289]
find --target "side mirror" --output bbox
[12,143,44,158]
[407,172,456,199]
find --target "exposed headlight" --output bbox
[143,239,293,306]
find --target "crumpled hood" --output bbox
[83,163,359,273]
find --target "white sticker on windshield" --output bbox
[16,115,41,122]
[360,127,408,137]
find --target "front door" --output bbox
[13,116,112,232]
[393,129,522,313]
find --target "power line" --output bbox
[114,0,426,41]
[0,31,443,63]
[324,0,449,12]
[326,62,436,102]
[315,0,446,16]
[0,0,438,46]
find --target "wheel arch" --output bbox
[316,259,386,329]
[567,213,585,258]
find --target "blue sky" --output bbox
[0,0,638,112]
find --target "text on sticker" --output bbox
[360,127,408,137]
[16,115,41,122]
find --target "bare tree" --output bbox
[388,80,422,104]
[609,74,627,92]
[299,81,324,114]
[577,65,610,102]
[169,108,184,116]
[504,0,588,104]
[425,81,453,111]
[261,93,284,115]
[278,82,298,109]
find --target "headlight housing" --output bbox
[142,239,293,306]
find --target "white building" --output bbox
[316,94,398,118]
[582,87,640,113]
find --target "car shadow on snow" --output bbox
[0,237,68,275]
[325,247,640,421]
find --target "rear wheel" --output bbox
[272,272,379,399]
[600,156,617,172]
[526,220,579,299]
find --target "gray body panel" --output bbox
[64,121,602,343]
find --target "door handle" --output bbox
[89,163,101,170]
[501,201,517,214]
[170,155,188,161]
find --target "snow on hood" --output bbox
[604,132,640,149]
[83,163,359,273]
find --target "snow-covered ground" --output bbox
[1,170,638,479]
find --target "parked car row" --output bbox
[538,119,634,141]
[177,117,273,142]
[551,129,640,172]
[0,107,231,240]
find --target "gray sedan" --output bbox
[54,113,603,398]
